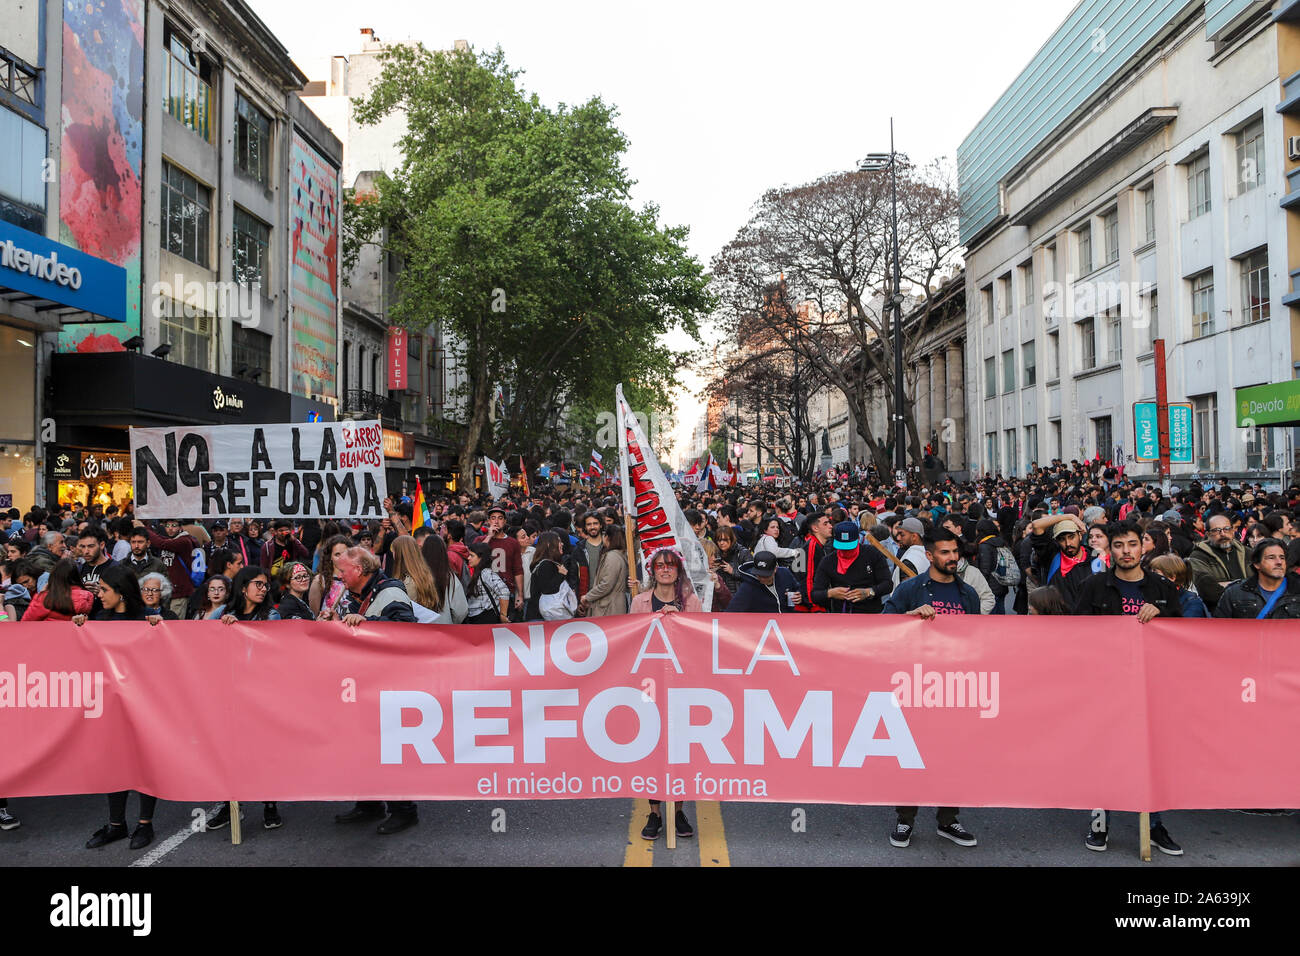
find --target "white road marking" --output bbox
[129,803,225,868]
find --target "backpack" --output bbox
[991,546,1020,588]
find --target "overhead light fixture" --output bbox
[151,343,172,359]
[16,338,32,348]
[123,335,144,351]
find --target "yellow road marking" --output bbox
[623,799,654,866]
[694,801,729,867]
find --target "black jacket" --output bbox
[1211,572,1300,620]
[276,593,315,621]
[811,547,893,613]
[1071,567,1183,617]
[976,534,1010,596]
[728,564,803,613]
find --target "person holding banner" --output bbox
[628,547,698,842]
[330,547,419,836]
[189,574,231,621]
[212,567,281,622]
[1212,538,1300,619]
[811,521,893,614]
[276,562,316,621]
[882,529,981,849]
[74,565,162,851]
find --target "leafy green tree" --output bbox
[344,44,710,487]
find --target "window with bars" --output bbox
[1245,425,1271,470]
[235,92,271,185]
[161,162,211,268]
[1023,340,1036,386]
[1094,417,1113,461]
[1140,186,1155,244]
[1141,290,1159,353]
[1235,119,1264,195]
[1076,224,1092,275]
[164,27,214,142]
[1101,209,1119,264]
[1187,152,1211,219]
[1239,249,1269,325]
[1191,271,1215,338]
[158,307,212,371]
[233,206,269,286]
[1193,394,1218,471]
[1079,318,1096,371]
[233,325,271,380]
[1105,309,1122,364]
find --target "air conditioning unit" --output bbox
[1289,136,1300,162]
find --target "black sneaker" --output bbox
[335,802,386,824]
[0,808,19,831]
[204,804,242,831]
[129,822,154,850]
[263,803,282,829]
[86,822,128,849]
[640,812,662,841]
[1150,825,1183,856]
[675,809,694,839]
[376,812,417,835]
[889,822,912,847]
[937,821,977,847]
[1085,829,1108,851]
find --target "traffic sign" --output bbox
[1134,402,1192,463]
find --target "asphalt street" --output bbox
[3,794,1297,867]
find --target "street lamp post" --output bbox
[859,118,906,480]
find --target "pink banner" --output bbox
[2,616,1298,809]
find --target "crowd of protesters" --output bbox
[2,455,1297,854]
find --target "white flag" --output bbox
[617,384,713,610]
[483,456,510,500]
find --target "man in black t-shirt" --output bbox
[1072,520,1182,857]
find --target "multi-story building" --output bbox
[4,0,340,510]
[960,0,1300,483]
[301,28,471,493]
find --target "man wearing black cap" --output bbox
[811,521,893,613]
[727,552,803,613]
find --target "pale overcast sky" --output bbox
[248,0,1081,462]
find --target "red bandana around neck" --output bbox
[836,546,860,575]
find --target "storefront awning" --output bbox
[0,220,126,325]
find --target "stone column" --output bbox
[917,355,932,457]
[947,340,965,472]
[930,347,948,452]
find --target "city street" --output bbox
[5,795,1297,867]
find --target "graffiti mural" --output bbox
[58,0,145,352]
[289,130,339,400]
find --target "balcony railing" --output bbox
[344,388,401,430]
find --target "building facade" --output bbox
[300,29,471,492]
[2,0,340,511]
[960,0,1299,484]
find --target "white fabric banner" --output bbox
[616,384,713,611]
[483,456,510,500]
[130,421,386,519]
